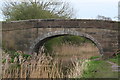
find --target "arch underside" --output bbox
[29,30,103,55]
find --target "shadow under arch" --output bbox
[29,30,103,55]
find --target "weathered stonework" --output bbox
[2,19,119,57]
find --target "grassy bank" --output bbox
[81,60,118,78]
[81,54,120,78]
[108,53,120,65]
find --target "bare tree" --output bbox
[97,15,112,21]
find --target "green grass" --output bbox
[81,54,120,78]
[2,50,31,63]
[89,56,100,60]
[108,54,120,65]
[108,58,118,65]
[81,60,118,78]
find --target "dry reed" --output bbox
[53,42,100,59]
[2,43,99,78]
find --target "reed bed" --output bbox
[53,42,100,59]
[2,43,99,78]
[2,53,91,78]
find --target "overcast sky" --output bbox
[0,0,119,21]
[64,0,119,21]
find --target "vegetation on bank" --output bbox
[2,35,119,78]
[2,50,31,63]
[2,35,98,78]
[2,50,90,78]
[108,53,120,65]
[81,53,120,78]
[44,35,93,54]
[2,35,95,63]
[2,50,119,78]
[2,49,119,78]
[81,60,118,78]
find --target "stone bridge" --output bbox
[2,19,119,57]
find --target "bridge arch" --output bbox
[29,30,103,55]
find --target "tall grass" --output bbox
[2,51,91,78]
[2,53,60,78]
[53,42,100,59]
[44,35,93,54]
[2,40,100,78]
